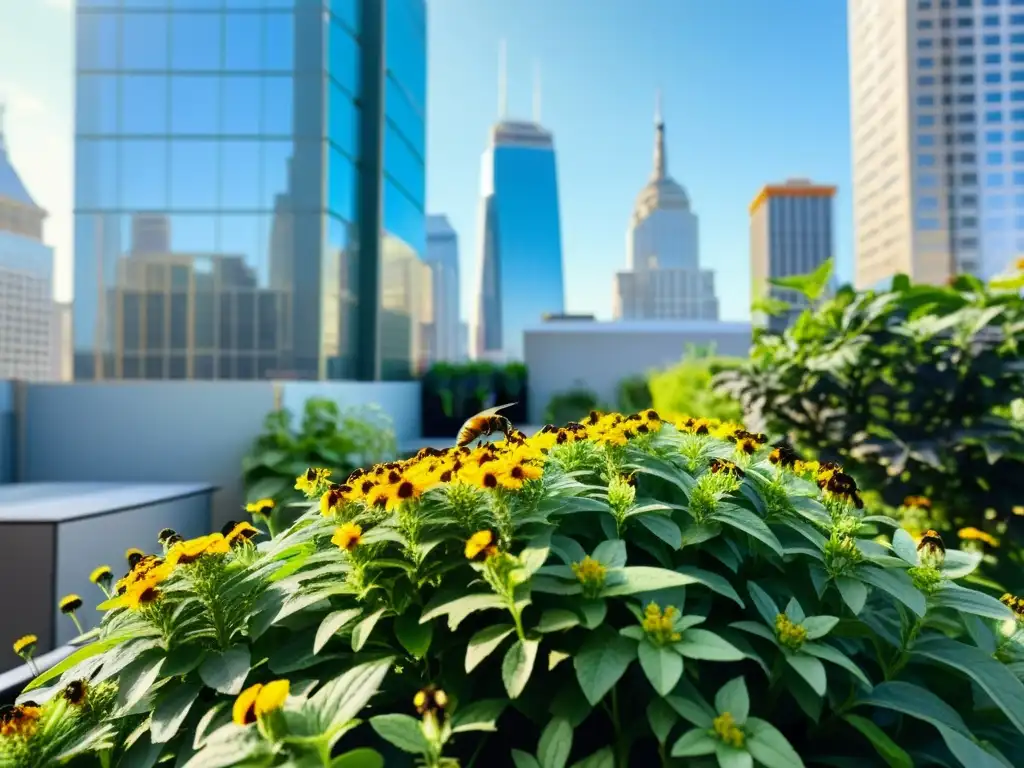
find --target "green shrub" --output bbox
[544,388,605,424]
[648,355,744,424]
[242,397,396,532]
[716,266,1024,579]
[616,375,653,414]
[7,412,1024,767]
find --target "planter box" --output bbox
[0,482,215,675]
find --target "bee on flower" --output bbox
[917,529,946,569]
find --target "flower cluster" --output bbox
[775,613,808,651]
[712,712,745,749]
[641,603,682,645]
[572,556,607,597]
[1001,593,1024,622]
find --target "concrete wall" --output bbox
[524,321,752,423]
[0,381,12,483]
[18,380,421,530]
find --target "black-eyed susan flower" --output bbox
[769,443,800,468]
[917,529,946,569]
[232,680,289,726]
[166,533,230,567]
[63,679,88,706]
[464,529,498,561]
[413,685,448,717]
[125,548,146,569]
[157,528,178,546]
[1000,593,1024,622]
[822,469,864,509]
[225,521,260,546]
[12,634,38,676]
[0,703,41,738]
[89,565,113,597]
[495,458,543,490]
[712,711,745,749]
[332,522,363,552]
[320,486,350,517]
[59,594,85,634]
[245,498,275,516]
[958,526,999,548]
[295,468,331,497]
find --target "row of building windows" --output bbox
[918,0,1024,9]
[917,90,1024,107]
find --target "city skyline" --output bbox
[0,0,853,325]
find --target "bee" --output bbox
[455,402,517,448]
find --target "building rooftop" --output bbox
[0,105,39,209]
[527,319,752,334]
[749,180,837,215]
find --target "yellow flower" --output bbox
[1015,255,1024,272]
[0,704,41,738]
[775,613,808,651]
[295,468,331,496]
[233,680,289,726]
[1012,505,1024,517]
[572,556,607,597]
[495,458,544,490]
[225,521,260,546]
[12,634,37,657]
[916,529,946,568]
[246,498,275,515]
[125,548,146,568]
[465,529,498,561]
[89,565,113,585]
[332,522,363,552]
[414,685,448,716]
[903,495,931,510]
[957,527,999,547]
[167,533,230,567]
[118,576,164,611]
[59,594,83,614]
[712,712,745,749]
[1000,593,1024,621]
[641,603,681,645]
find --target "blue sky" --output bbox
[427,0,853,322]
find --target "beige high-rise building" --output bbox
[849,0,1024,290]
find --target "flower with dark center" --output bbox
[769,443,800,468]
[89,565,113,587]
[245,498,275,516]
[125,549,145,569]
[824,471,864,509]
[709,458,745,478]
[332,523,363,552]
[414,685,449,716]
[63,679,88,706]
[465,530,498,561]
[59,594,83,614]
[586,411,601,425]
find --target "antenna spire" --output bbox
[655,88,662,126]
[498,40,508,118]
[652,89,667,180]
[532,60,542,124]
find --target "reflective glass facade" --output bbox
[474,122,565,362]
[73,0,426,381]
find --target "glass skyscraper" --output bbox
[73,0,426,382]
[473,120,565,362]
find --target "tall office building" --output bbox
[613,94,718,321]
[74,0,427,381]
[425,214,461,364]
[473,51,565,362]
[849,0,1024,290]
[749,179,837,334]
[0,107,56,381]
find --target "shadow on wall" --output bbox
[14,380,422,531]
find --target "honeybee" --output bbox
[456,402,517,447]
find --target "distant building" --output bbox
[458,321,469,362]
[52,301,73,382]
[849,0,1024,289]
[749,179,836,333]
[473,48,566,362]
[425,215,461,364]
[613,94,718,321]
[0,106,56,381]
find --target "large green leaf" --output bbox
[574,629,638,705]
[309,657,393,737]
[929,583,1014,621]
[670,728,717,758]
[22,633,137,692]
[451,699,508,734]
[351,607,386,652]
[714,677,750,724]
[675,628,745,661]
[314,608,362,654]
[119,652,166,710]
[746,717,806,768]
[370,714,429,754]
[638,639,683,696]
[394,610,434,659]
[769,258,833,302]
[331,749,385,768]
[842,714,913,768]
[786,654,827,696]
[466,624,516,673]
[713,504,784,556]
[503,638,540,699]
[600,566,699,597]
[420,592,507,630]
[538,717,573,768]
[857,567,926,617]
[151,681,201,744]
[198,646,250,696]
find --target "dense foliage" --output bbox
[648,352,744,425]
[421,362,529,437]
[717,266,1024,580]
[242,398,396,532]
[544,388,606,425]
[5,411,1024,768]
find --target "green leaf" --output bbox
[198,646,250,696]
[768,258,833,301]
[786,654,827,696]
[331,748,385,768]
[913,635,1024,735]
[635,514,683,548]
[746,717,806,768]
[512,752,542,768]
[802,642,873,690]
[930,583,1014,621]
[22,633,136,692]
[675,628,745,661]
[676,565,745,607]
[592,539,627,568]
[537,609,581,633]
[574,629,638,705]
[351,607,386,652]
[857,566,926,617]
[309,658,393,739]
[836,577,868,615]
[370,714,429,754]
[520,533,552,576]
[638,639,684,696]
[715,744,754,768]
[451,699,508,733]
[314,609,362,654]
[420,592,506,630]
[118,652,165,710]
[578,600,607,629]
[394,610,433,658]
[843,714,913,768]
[940,549,984,580]
[890,528,918,565]
[670,728,717,757]
[665,695,715,728]
[538,717,573,768]
[802,615,839,640]
[647,698,678,745]
[713,504,784,556]
[714,677,750,724]
[466,624,516,673]
[151,681,201,744]
[503,638,540,699]
[600,566,698,597]
[568,747,615,768]
[746,582,780,626]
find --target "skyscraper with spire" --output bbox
[472,43,565,362]
[613,93,718,321]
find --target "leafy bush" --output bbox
[543,388,605,424]
[648,354,744,424]
[422,362,529,437]
[7,412,1024,768]
[716,267,1024,573]
[616,375,653,414]
[243,398,396,532]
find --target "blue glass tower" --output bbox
[473,120,566,362]
[73,0,426,382]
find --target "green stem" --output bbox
[70,614,84,635]
[887,618,924,679]
[611,687,629,768]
